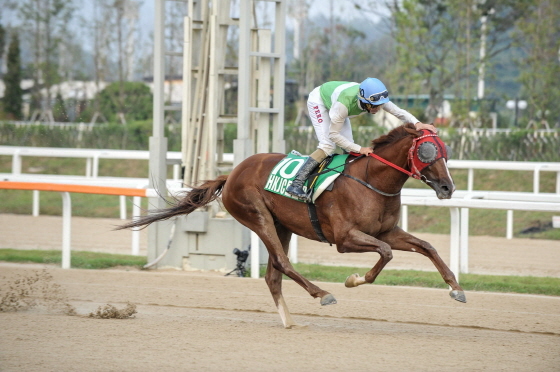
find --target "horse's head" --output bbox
[372,124,455,199]
[407,126,455,199]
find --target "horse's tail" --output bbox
[115,175,228,231]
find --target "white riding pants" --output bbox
[307,87,354,156]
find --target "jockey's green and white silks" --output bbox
[318,81,363,116]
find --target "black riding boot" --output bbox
[286,157,319,202]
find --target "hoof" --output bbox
[344,273,361,288]
[450,290,467,303]
[320,294,337,306]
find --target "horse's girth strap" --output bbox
[306,202,331,245]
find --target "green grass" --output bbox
[1,249,558,296]
[0,249,146,270]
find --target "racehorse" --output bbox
[117,123,465,328]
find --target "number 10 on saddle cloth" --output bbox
[264,152,349,203]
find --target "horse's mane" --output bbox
[371,123,418,150]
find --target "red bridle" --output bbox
[351,130,449,181]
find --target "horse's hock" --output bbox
[156,211,268,272]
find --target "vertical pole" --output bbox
[449,207,460,283]
[251,231,260,278]
[92,155,100,178]
[533,165,541,194]
[401,205,408,232]
[12,150,21,174]
[477,15,487,100]
[467,168,474,191]
[131,196,141,255]
[181,16,192,183]
[460,207,469,273]
[289,234,298,264]
[61,192,71,269]
[32,190,40,217]
[119,195,126,220]
[149,0,170,265]
[234,0,254,166]
[204,14,218,180]
[506,210,513,239]
[256,30,271,153]
[86,158,92,177]
[272,0,286,154]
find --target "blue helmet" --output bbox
[358,78,390,106]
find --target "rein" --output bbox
[307,132,444,197]
[309,154,402,197]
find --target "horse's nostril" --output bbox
[442,185,449,192]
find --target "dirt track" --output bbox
[1,264,559,372]
[1,214,560,371]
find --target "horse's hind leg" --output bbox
[226,196,335,318]
[264,225,299,328]
[256,220,335,306]
[378,226,466,303]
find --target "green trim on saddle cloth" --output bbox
[264,152,349,203]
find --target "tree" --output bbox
[52,92,67,122]
[0,23,6,75]
[3,33,23,119]
[18,0,75,118]
[514,0,560,126]
[97,81,152,122]
[101,0,141,124]
[388,0,526,123]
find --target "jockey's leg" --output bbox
[286,149,327,201]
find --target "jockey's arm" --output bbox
[383,101,437,133]
[328,102,362,154]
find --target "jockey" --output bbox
[286,77,437,202]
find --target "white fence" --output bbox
[1,146,558,191]
[1,146,559,280]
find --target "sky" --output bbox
[138,0,389,36]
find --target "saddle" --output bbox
[264,151,349,203]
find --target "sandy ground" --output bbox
[0,264,559,372]
[1,214,560,371]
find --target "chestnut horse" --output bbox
[117,124,465,328]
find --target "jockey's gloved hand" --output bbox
[359,147,373,155]
[415,122,437,133]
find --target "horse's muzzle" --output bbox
[434,180,455,199]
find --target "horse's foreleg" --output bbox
[335,229,393,288]
[378,226,466,303]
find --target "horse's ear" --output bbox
[404,123,420,136]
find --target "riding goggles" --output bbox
[358,90,389,104]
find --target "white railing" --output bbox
[447,159,560,194]
[0,146,234,179]
[0,146,233,219]
[1,146,557,192]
